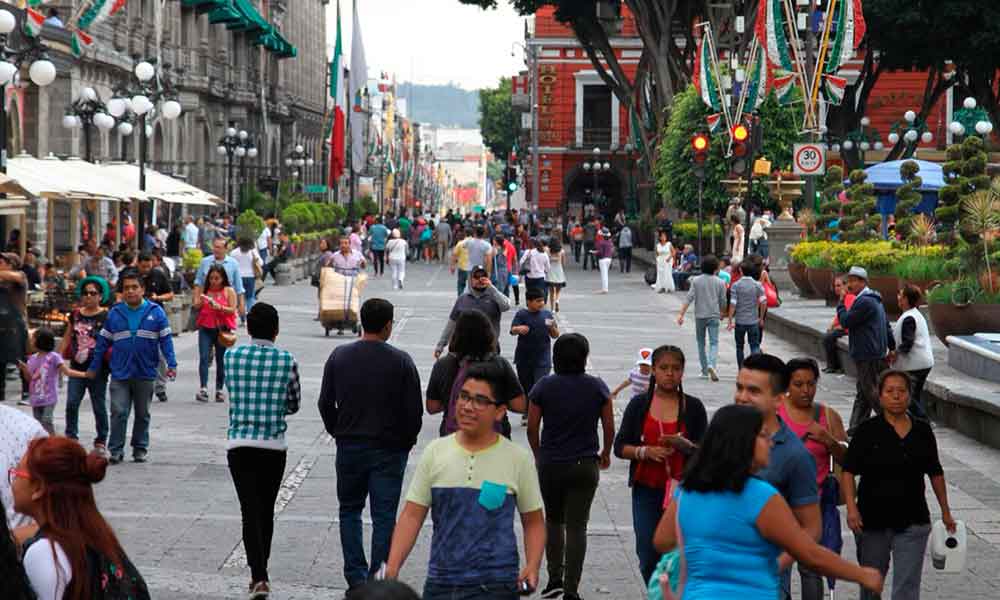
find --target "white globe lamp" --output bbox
[963,97,977,110]
[134,61,155,83]
[131,95,151,115]
[904,129,919,143]
[285,158,293,166]
[295,158,305,167]
[874,141,884,150]
[859,141,870,151]
[117,122,133,136]
[217,145,228,156]
[28,60,56,86]
[62,114,79,129]
[238,130,248,140]
[161,100,181,120]
[950,121,965,135]
[860,116,871,127]
[831,143,840,152]
[295,144,304,154]
[0,10,17,35]
[888,132,900,145]
[306,158,315,167]
[975,121,991,135]
[107,97,126,118]
[582,162,591,171]
[95,113,115,130]
[920,131,933,144]
[81,87,97,102]
[247,147,258,158]
[225,126,237,138]
[842,139,854,151]
[904,110,916,123]
[0,61,16,85]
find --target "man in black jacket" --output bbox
[318,298,423,592]
[837,266,896,430]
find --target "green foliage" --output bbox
[818,165,845,234]
[893,160,923,239]
[478,77,516,161]
[891,248,952,281]
[841,169,878,241]
[939,136,990,233]
[236,210,266,242]
[280,204,315,234]
[927,278,1000,305]
[239,184,273,216]
[278,179,310,208]
[356,195,379,217]
[655,86,803,218]
[673,221,723,240]
[182,248,203,272]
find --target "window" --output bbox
[582,85,612,147]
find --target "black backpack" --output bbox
[23,534,150,600]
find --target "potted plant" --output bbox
[891,245,950,294]
[927,278,1000,345]
[181,248,203,288]
[789,240,829,297]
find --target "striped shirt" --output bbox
[224,339,301,450]
[629,367,650,397]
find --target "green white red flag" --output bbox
[743,46,769,113]
[823,74,848,105]
[773,73,797,105]
[329,0,346,186]
[706,113,723,133]
[78,0,127,30]
[23,8,44,37]
[693,33,722,111]
[825,0,866,74]
[71,28,94,57]
[756,0,793,73]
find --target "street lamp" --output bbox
[217,125,256,213]
[582,147,610,214]
[285,144,313,191]
[63,87,119,162]
[0,8,56,178]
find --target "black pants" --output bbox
[572,240,582,263]
[0,362,28,399]
[539,459,600,596]
[372,249,385,275]
[227,447,287,584]
[618,247,632,273]
[512,280,520,305]
[822,330,846,370]
[582,241,595,270]
[907,367,931,419]
[850,358,889,430]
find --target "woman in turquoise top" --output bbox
[652,405,883,599]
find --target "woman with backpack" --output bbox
[10,436,149,600]
[425,309,525,438]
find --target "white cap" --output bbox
[636,348,653,366]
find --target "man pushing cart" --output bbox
[320,237,367,336]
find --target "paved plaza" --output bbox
[12,258,1000,599]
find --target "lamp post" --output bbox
[581,146,611,217]
[949,96,994,140]
[284,144,313,192]
[0,8,56,179]
[238,133,258,210]
[623,142,639,219]
[887,110,933,160]
[62,87,117,162]
[112,59,181,241]
[217,126,256,213]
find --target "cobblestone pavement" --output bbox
[15,257,1000,599]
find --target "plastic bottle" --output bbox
[930,519,966,573]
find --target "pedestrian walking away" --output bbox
[617,223,633,274]
[728,258,767,369]
[60,277,111,449]
[450,229,470,296]
[892,284,934,420]
[434,218,452,263]
[676,255,727,381]
[651,404,884,600]
[224,302,301,600]
[842,369,956,600]
[369,217,389,276]
[88,269,177,465]
[527,333,615,600]
[581,218,597,270]
[385,361,546,600]
[614,345,707,583]
[519,238,550,301]
[386,229,408,290]
[546,239,566,311]
[836,266,895,430]
[318,298,423,593]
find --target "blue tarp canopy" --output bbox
[862,159,943,216]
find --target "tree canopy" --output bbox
[478,77,517,161]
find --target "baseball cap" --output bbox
[847,266,868,281]
[636,348,653,366]
[471,264,488,276]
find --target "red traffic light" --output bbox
[733,124,749,142]
[691,134,709,152]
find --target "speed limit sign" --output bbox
[793,143,827,175]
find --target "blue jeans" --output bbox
[734,323,762,369]
[335,442,409,589]
[423,582,519,600]
[694,317,720,374]
[516,362,550,397]
[198,327,227,389]
[631,484,666,584]
[456,269,469,296]
[108,378,155,456]
[242,276,256,315]
[65,369,109,445]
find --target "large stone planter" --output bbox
[177,295,192,333]
[275,263,294,286]
[789,261,814,297]
[869,275,901,317]
[806,267,836,302]
[165,298,183,336]
[928,302,1000,346]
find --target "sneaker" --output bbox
[563,594,584,600]
[156,392,168,403]
[195,388,209,403]
[215,390,226,403]
[248,581,270,599]
[540,580,564,598]
[18,395,29,406]
[109,453,124,465]
[707,367,719,382]
[133,449,148,463]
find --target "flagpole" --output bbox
[808,0,838,129]
[699,23,733,139]
[779,0,816,130]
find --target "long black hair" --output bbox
[205,264,231,289]
[645,344,687,421]
[448,309,495,359]
[682,404,764,493]
[0,498,35,600]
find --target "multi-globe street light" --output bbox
[582,146,611,210]
[285,144,313,191]
[217,126,257,212]
[62,87,119,162]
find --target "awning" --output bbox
[184,0,297,58]
[0,172,34,199]
[7,154,134,201]
[97,163,221,207]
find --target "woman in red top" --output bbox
[613,345,707,583]
[822,275,856,373]
[193,265,238,403]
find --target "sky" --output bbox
[325,0,528,90]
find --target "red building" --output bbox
[517,6,641,217]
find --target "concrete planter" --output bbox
[789,262,814,297]
[928,302,1000,346]
[275,263,295,286]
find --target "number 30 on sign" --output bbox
[793,143,826,176]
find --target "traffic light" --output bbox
[691,133,710,179]
[731,123,750,174]
[505,166,519,192]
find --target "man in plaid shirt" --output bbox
[223,302,300,599]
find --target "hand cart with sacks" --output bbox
[319,267,368,336]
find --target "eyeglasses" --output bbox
[7,467,29,485]
[81,290,100,297]
[457,390,499,410]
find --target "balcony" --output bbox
[533,127,624,150]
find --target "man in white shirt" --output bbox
[183,216,200,253]
[0,404,47,530]
[257,225,273,263]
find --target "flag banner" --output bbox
[823,74,847,105]
[23,8,44,37]
[329,0,346,186]
[78,0,127,30]
[744,46,769,111]
[706,113,723,133]
[693,33,722,111]
[349,0,369,174]
[773,72,798,104]
[757,0,793,72]
[825,0,866,74]
[70,28,94,57]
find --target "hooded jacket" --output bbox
[836,288,895,361]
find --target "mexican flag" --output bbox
[693,33,722,111]
[706,113,723,133]
[23,8,44,37]
[823,74,848,105]
[71,28,94,57]
[743,47,769,112]
[773,72,798,105]
[78,0,127,30]
[756,0,793,72]
[825,0,866,74]
[328,0,346,186]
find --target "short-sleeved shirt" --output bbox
[677,478,781,599]
[730,277,766,325]
[465,238,492,269]
[454,239,470,271]
[369,224,389,251]
[140,268,173,304]
[753,418,819,508]
[405,434,544,586]
[67,309,107,370]
[529,373,609,464]
[28,352,64,407]
[511,308,553,368]
[331,250,365,274]
[629,367,650,396]
[842,416,943,530]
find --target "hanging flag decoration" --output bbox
[756,0,793,72]
[78,0,127,30]
[693,33,722,111]
[328,0,346,186]
[70,28,94,57]
[743,46,769,112]
[349,0,369,174]
[773,73,798,104]
[706,113,723,133]
[23,8,45,37]
[823,74,848,105]
[825,0,866,74]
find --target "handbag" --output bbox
[217,328,237,348]
[647,493,686,600]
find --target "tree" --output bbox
[939,135,990,234]
[840,169,878,241]
[893,160,922,239]
[478,77,517,161]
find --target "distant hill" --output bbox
[395,82,480,128]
